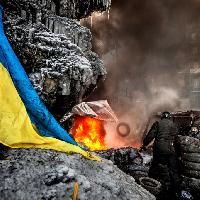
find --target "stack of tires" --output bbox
[177,136,200,191]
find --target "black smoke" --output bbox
[83,0,200,147]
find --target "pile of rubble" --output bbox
[97,147,152,181]
[97,148,165,198]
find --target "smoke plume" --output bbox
[82,0,200,148]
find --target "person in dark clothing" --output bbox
[189,125,200,139]
[141,111,180,198]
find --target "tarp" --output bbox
[0,6,76,145]
[60,100,118,122]
[0,6,100,161]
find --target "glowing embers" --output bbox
[71,116,107,151]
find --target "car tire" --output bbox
[177,136,200,153]
[182,160,200,171]
[181,152,200,163]
[116,122,131,137]
[139,177,162,196]
[183,169,200,179]
[181,175,200,190]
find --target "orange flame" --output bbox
[70,116,107,151]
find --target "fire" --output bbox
[70,116,107,151]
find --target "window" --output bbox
[193,79,199,89]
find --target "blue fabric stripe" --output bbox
[0,6,78,146]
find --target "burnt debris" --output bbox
[97,147,152,181]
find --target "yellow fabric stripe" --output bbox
[0,63,100,161]
[73,182,79,200]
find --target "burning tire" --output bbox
[182,153,200,163]
[182,161,200,171]
[139,177,162,196]
[182,175,200,190]
[183,169,200,179]
[116,122,130,137]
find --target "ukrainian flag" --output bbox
[0,6,99,161]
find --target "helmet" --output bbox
[161,111,171,119]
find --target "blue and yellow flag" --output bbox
[0,6,100,161]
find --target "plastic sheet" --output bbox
[61,100,118,123]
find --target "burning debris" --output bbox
[71,116,107,151]
[62,100,118,150]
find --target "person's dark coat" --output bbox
[143,118,180,195]
[143,118,178,155]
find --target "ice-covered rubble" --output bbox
[0,149,155,200]
[3,0,108,118]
